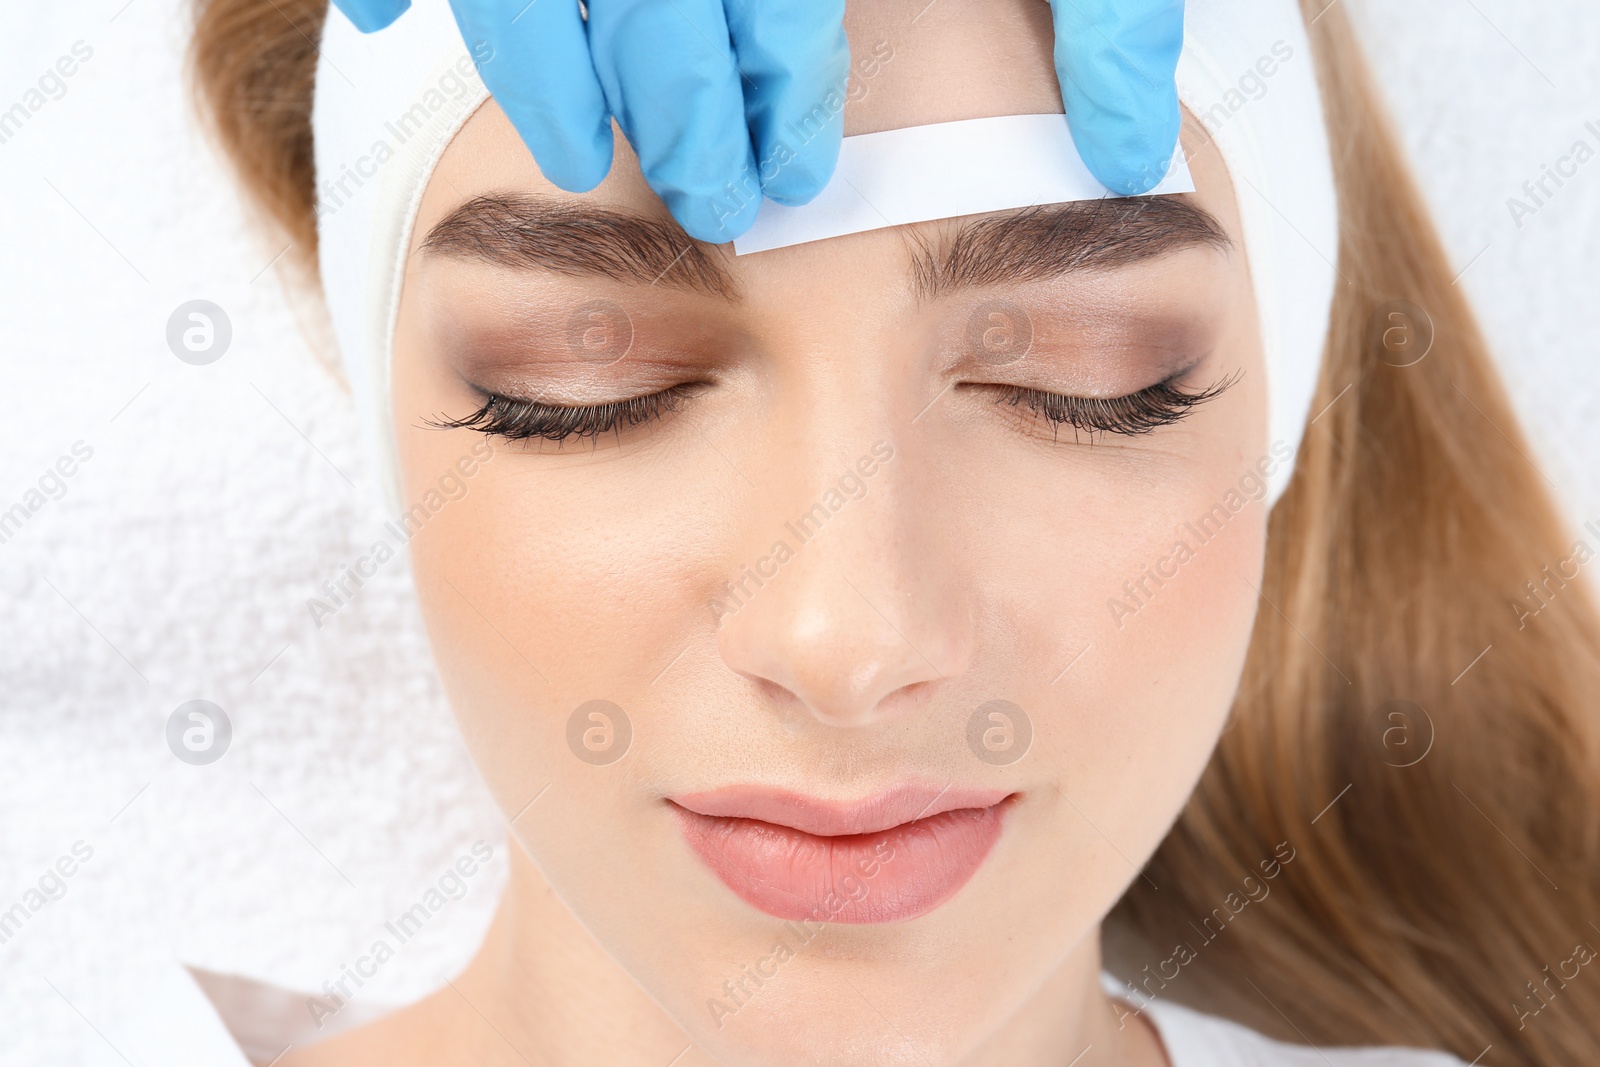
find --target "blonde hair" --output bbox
[189,3,1600,1062]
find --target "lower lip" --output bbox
[669,800,1010,924]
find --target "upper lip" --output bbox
[668,783,1015,837]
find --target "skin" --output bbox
[282,0,1269,1063]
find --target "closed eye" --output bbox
[423,383,706,444]
[978,366,1240,442]
[426,368,1237,446]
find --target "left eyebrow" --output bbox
[908,197,1232,301]
[419,193,738,300]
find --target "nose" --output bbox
[714,438,974,729]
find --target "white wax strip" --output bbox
[732,113,1194,256]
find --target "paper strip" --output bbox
[732,113,1193,256]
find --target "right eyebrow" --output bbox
[910,197,1233,301]
[419,193,739,300]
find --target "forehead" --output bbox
[408,0,1244,284]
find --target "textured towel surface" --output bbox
[2,1,1598,1062]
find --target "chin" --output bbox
[673,967,1004,1067]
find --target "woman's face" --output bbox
[389,0,1268,1061]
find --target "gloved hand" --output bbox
[329,0,1183,239]
[1046,0,1186,196]
[330,0,849,244]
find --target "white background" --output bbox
[2,0,1597,1062]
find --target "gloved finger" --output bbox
[587,0,761,243]
[723,0,850,206]
[448,0,614,193]
[1048,0,1184,195]
[330,0,411,33]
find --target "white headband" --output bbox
[312,0,1337,512]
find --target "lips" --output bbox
[669,784,1014,924]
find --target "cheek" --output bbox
[400,451,711,793]
[1081,508,1263,869]
[389,319,766,850]
[943,464,1264,944]
[971,454,1262,736]
[425,468,705,664]
[1088,502,1265,760]
[950,360,1268,863]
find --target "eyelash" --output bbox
[987,368,1240,441]
[427,384,704,443]
[430,370,1237,445]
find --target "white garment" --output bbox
[1136,996,1472,1067]
[130,960,1472,1066]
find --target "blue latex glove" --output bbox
[1047,0,1185,195]
[329,0,1182,237]
[329,0,849,244]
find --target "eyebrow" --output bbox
[419,192,1230,303]
[420,193,738,299]
[909,197,1231,301]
